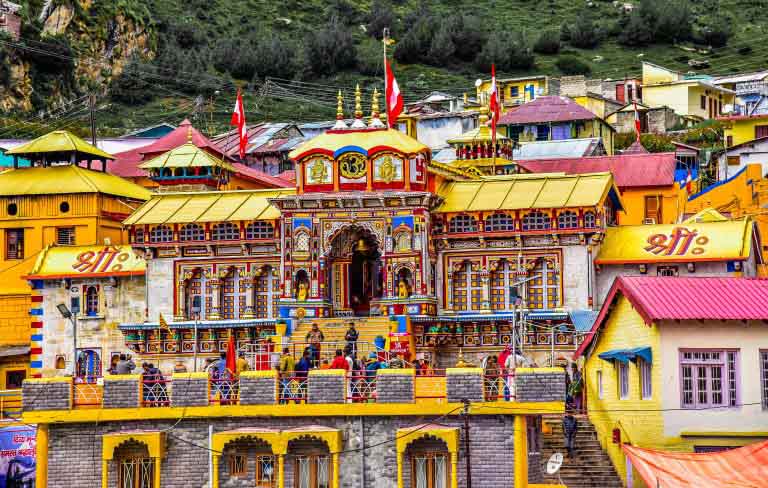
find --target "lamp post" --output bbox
[56,303,77,377]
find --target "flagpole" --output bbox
[383,28,389,127]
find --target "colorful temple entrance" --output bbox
[326,226,383,316]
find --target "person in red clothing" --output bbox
[329,349,349,370]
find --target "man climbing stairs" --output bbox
[540,414,625,488]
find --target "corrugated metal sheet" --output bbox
[512,138,601,160]
[436,172,615,212]
[6,130,114,159]
[0,165,150,200]
[517,152,677,188]
[498,96,599,125]
[139,143,235,170]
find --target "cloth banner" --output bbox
[0,426,36,487]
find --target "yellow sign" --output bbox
[26,245,145,279]
[596,221,752,264]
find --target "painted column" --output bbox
[514,415,528,488]
[154,457,161,488]
[242,271,256,318]
[450,451,459,488]
[446,271,454,313]
[175,278,186,321]
[277,454,285,488]
[36,424,48,488]
[480,266,491,313]
[212,454,220,488]
[209,274,222,320]
[101,459,108,488]
[396,451,403,488]
[318,257,326,302]
[332,452,340,488]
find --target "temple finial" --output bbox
[369,88,385,128]
[351,84,367,128]
[333,90,348,130]
[187,125,193,143]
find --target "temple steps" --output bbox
[289,316,392,357]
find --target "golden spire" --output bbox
[369,88,385,128]
[187,125,193,143]
[333,90,348,130]
[354,84,363,119]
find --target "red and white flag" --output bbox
[230,89,248,159]
[489,64,500,145]
[685,167,693,193]
[385,58,403,128]
[633,101,642,143]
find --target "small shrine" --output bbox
[445,114,518,176]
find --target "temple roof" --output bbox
[289,128,429,160]
[138,142,235,171]
[436,172,619,212]
[446,120,508,145]
[0,165,150,200]
[124,188,295,225]
[137,119,227,157]
[5,130,114,160]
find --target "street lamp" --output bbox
[57,303,77,377]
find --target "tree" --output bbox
[556,55,591,75]
[255,37,297,79]
[367,0,396,39]
[698,23,731,48]
[569,16,600,49]
[393,17,435,64]
[357,37,383,76]
[427,20,456,66]
[476,31,508,72]
[304,18,357,76]
[618,0,692,46]
[110,57,156,105]
[451,14,486,62]
[618,12,653,46]
[508,31,535,70]
[534,29,561,54]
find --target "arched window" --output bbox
[149,225,173,243]
[485,213,515,232]
[557,211,578,229]
[394,231,411,252]
[85,286,99,316]
[179,223,205,241]
[490,260,514,311]
[294,229,311,252]
[584,211,596,228]
[448,215,477,233]
[522,211,551,231]
[527,259,560,309]
[245,221,274,239]
[255,266,279,318]
[451,261,482,311]
[212,222,240,241]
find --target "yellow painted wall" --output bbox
[584,296,663,488]
[0,294,31,347]
[723,117,768,146]
[642,63,680,85]
[618,186,684,225]
[477,78,546,107]
[573,96,607,119]
[511,119,615,154]
[643,83,735,120]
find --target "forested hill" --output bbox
[1,0,765,136]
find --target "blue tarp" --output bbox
[569,309,599,332]
[599,346,652,364]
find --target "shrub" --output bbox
[555,55,591,75]
[534,30,561,55]
[427,20,456,65]
[357,38,383,76]
[568,16,600,49]
[698,24,731,48]
[367,0,396,39]
[304,18,357,76]
[451,14,486,63]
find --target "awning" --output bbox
[598,346,652,364]
[0,346,30,358]
[623,440,768,488]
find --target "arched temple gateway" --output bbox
[121,86,621,369]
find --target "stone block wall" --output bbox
[103,375,141,408]
[307,370,345,404]
[22,378,71,411]
[375,369,414,403]
[514,368,566,402]
[446,368,484,403]
[46,414,519,488]
[239,370,278,405]
[171,372,209,407]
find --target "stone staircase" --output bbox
[540,414,624,488]
[289,317,392,359]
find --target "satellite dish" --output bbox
[474,79,483,88]
[546,453,564,475]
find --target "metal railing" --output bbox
[141,374,171,407]
[290,341,391,368]
[278,374,308,404]
[483,372,516,402]
[0,389,21,419]
[209,373,239,405]
[73,379,103,408]
[347,373,377,403]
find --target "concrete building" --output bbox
[714,136,768,180]
[576,276,768,487]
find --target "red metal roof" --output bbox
[498,96,599,125]
[516,152,677,188]
[575,276,768,357]
[231,163,292,188]
[622,140,649,154]
[138,119,227,158]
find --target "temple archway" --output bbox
[325,225,383,316]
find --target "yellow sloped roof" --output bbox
[6,130,114,160]
[446,124,508,145]
[595,220,752,263]
[683,208,729,223]
[138,142,235,171]
[289,128,428,160]
[0,165,151,200]
[26,245,145,279]
[436,172,616,212]
[123,189,295,225]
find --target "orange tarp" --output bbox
[623,440,768,488]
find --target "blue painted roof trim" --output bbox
[334,145,367,158]
[119,319,277,330]
[689,166,748,201]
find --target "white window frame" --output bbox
[639,359,652,400]
[597,370,603,399]
[618,361,629,400]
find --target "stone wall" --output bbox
[307,370,345,404]
[146,258,174,321]
[22,378,71,410]
[46,415,519,488]
[375,369,414,403]
[171,373,209,407]
[515,368,566,402]
[446,368,484,403]
[103,375,141,408]
[239,370,278,405]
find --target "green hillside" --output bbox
[1,0,767,137]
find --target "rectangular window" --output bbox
[508,125,524,142]
[727,135,733,147]
[762,350,768,410]
[618,362,629,400]
[756,125,768,139]
[5,229,23,259]
[597,370,603,399]
[412,453,449,488]
[727,156,740,166]
[56,227,75,245]
[679,349,739,409]
[510,86,520,97]
[5,370,25,389]
[700,95,706,109]
[657,266,678,277]
[228,454,246,477]
[535,124,550,141]
[639,359,652,400]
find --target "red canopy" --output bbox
[623,440,768,488]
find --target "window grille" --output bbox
[56,227,75,245]
[246,221,274,239]
[485,213,515,232]
[557,211,578,229]
[448,215,477,233]
[680,349,739,408]
[521,211,551,231]
[212,222,240,240]
[149,225,173,243]
[5,229,23,259]
[583,211,596,228]
[179,224,205,241]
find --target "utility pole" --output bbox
[88,93,97,146]
[462,398,472,488]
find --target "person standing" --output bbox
[305,323,324,366]
[344,322,359,358]
[563,412,579,459]
[236,352,250,376]
[498,345,512,401]
[569,363,584,412]
[329,349,349,370]
[278,348,295,404]
[115,354,136,375]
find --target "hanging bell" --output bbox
[354,238,370,253]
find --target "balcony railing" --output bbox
[141,375,171,407]
[0,389,21,419]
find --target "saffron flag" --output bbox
[226,332,236,375]
[158,313,169,331]
[633,101,642,142]
[385,58,403,128]
[488,64,500,146]
[230,89,248,159]
[685,167,693,193]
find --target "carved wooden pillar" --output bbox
[480,266,492,313]
[445,271,454,313]
[208,271,224,320]
[242,268,257,319]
